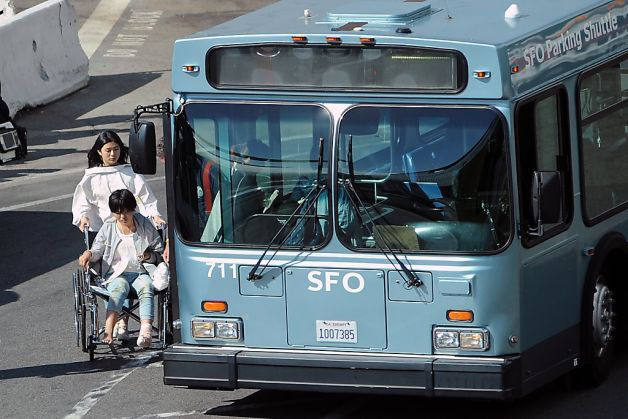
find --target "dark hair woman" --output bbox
[72,131,165,233]
[87,130,129,168]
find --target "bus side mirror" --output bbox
[529,170,562,236]
[129,121,156,174]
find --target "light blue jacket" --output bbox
[89,213,164,280]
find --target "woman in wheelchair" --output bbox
[78,189,164,347]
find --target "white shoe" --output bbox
[137,324,152,348]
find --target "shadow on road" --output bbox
[0,166,61,183]
[15,70,164,144]
[0,70,164,181]
[0,350,161,381]
[205,352,628,418]
[0,211,83,306]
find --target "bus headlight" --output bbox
[433,327,490,351]
[216,321,240,339]
[192,318,242,340]
[460,331,487,349]
[434,330,459,348]
[192,319,215,338]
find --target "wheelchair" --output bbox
[72,227,171,361]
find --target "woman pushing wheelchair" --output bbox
[78,189,164,347]
[72,130,168,341]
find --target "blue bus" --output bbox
[129,0,628,399]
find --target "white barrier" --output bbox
[0,0,15,19]
[0,0,88,116]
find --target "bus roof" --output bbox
[172,0,626,99]
[187,0,610,47]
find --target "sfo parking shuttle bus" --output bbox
[129,0,627,398]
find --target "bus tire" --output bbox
[577,273,617,386]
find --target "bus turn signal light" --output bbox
[202,301,228,313]
[292,36,308,44]
[447,310,474,322]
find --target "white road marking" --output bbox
[0,193,74,212]
[0,176,164,212]
[64,351,160,419]
[114,411,200,419]
[104,10,163,58]
[0,167,86,191]
[78,0,132,59]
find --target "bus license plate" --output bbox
[316,320,357,344]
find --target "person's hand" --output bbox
[78,250,92,269]
[151,215,166,227]
[79,216,90,232]
[163,240,170,264]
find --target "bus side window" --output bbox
[579,57,628,221]
[516,88,572,244]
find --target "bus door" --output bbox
[515,87,580,371]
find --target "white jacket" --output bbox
[71,164,161,231]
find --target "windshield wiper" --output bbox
[248,138,326,281]
[343,135,422,289]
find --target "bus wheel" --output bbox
[579,274,617,385]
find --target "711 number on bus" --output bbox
[206,262,237,279]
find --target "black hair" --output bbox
[243,139,270,161]
[108,189,137,213]
[87,131,129,168]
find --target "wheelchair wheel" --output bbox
[77,269,89,353]
[72,272,81,347]
[80,304,88,353]
[88,336,95,362]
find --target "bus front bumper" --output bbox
[163,345,521,399]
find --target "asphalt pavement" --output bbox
[1,1,628,418]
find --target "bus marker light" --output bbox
[202,301,228,313]
[292,36,308,44]
[447,310,474,322]
[360,38,376,46]
[182,65,200,73]
[472,71,491,79]
[326,37,342,45]
[511,65,520,74]
[192,319,215,338]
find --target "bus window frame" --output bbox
[172,99,335,251]
[333,103,515,256]
[514,85,573,248]
[205,43,468,94]
[576,53,628,227]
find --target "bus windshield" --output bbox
[175,103,332,247]
[336,106,511,252]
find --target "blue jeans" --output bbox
[106,272,154,321]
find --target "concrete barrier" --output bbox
[0,0,15,19]
[0,0,88,116]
